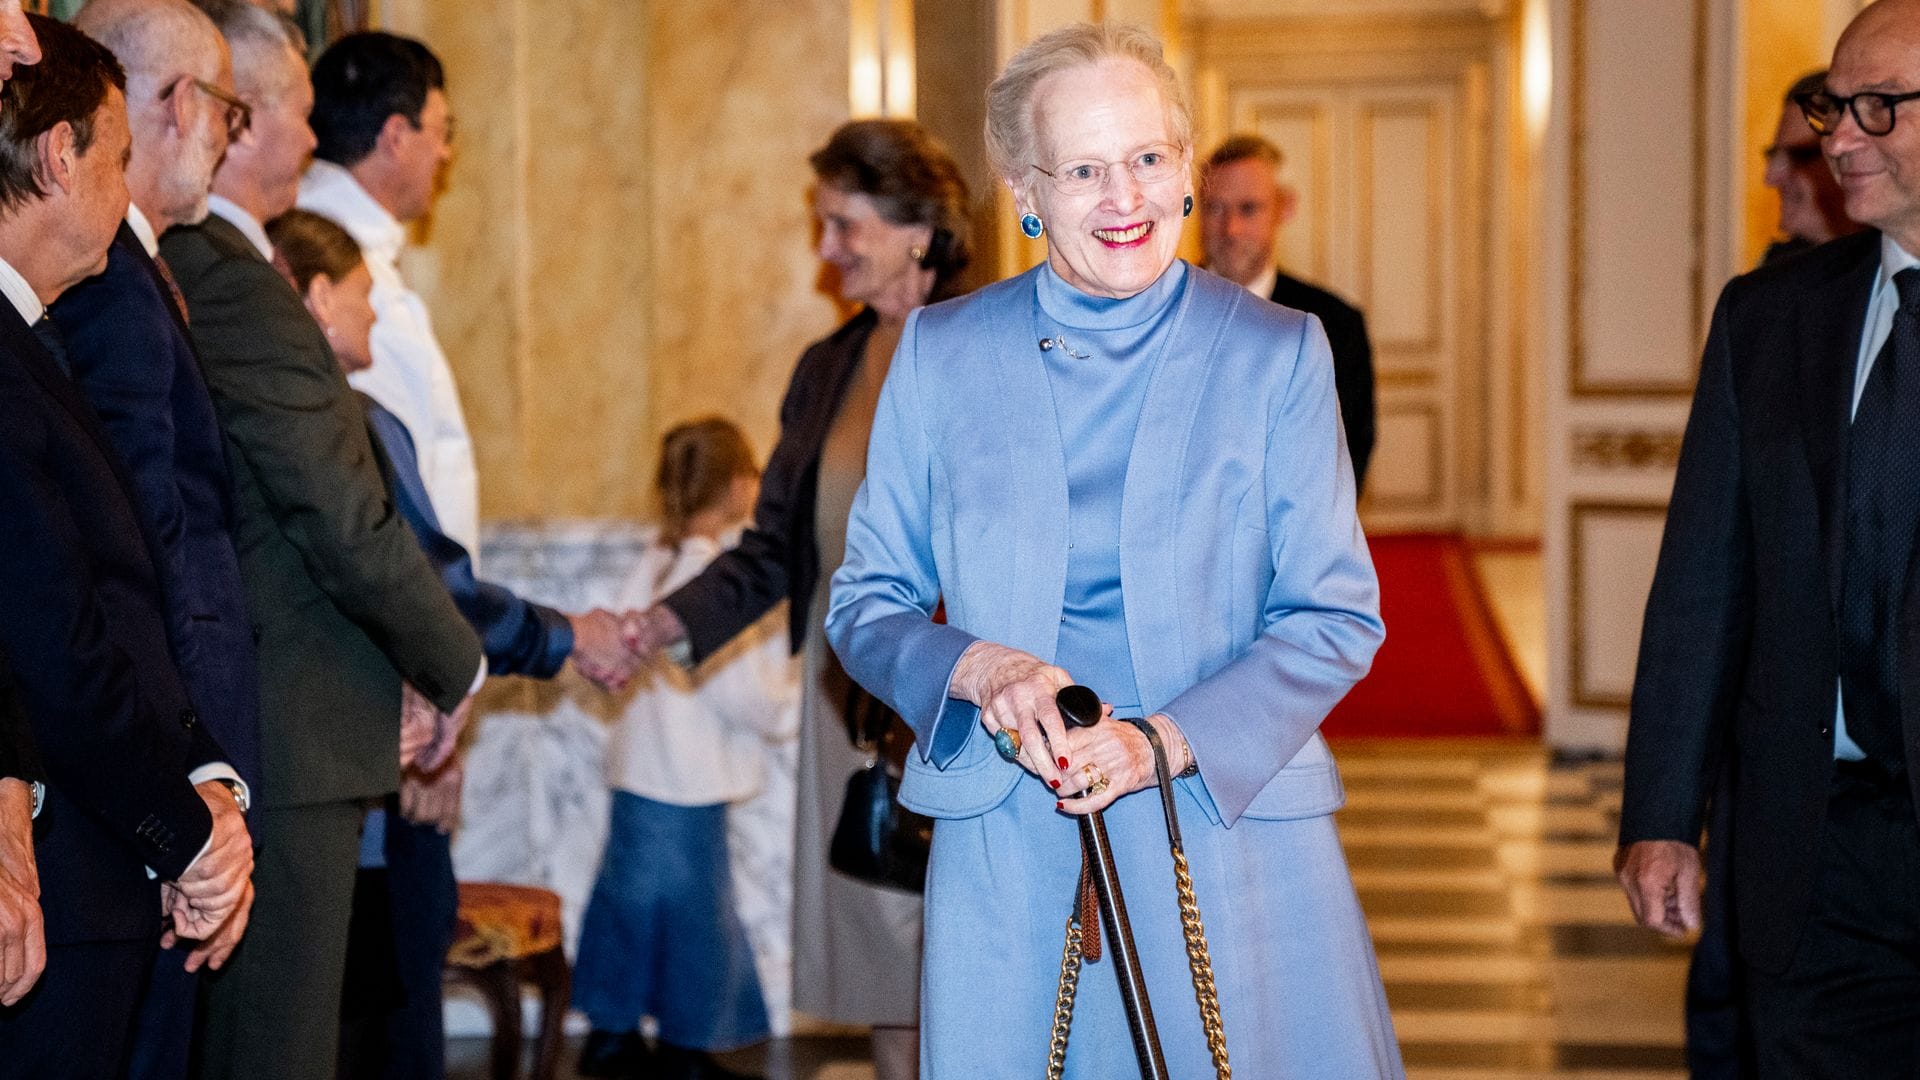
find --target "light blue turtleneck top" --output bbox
[1034,259,1190,714]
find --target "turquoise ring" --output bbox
[993,728,1021,762]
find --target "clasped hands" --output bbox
[159,779,253,974]
[950,641,1192,816]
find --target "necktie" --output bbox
[31,314,69,376]
[1837,266,1920,775]
[152,252,189,325]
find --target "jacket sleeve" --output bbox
[0,662,41,787]
[1618,285,1752,848]
[365,403,572,679]
[183,252,482,713]
[0,404,213,880]
[1155,314,1385,827]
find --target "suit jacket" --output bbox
[358,393,572,678]
[160,214,481,810]
[48,223,263,800]
[662,308,878,664]
[825,263,1382,827]
[0,294,227,944]
[0,665,39,788]
[1269,270,1376,490]
[1620,229,1920,974]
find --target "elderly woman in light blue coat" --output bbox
[825,21,1404,1080]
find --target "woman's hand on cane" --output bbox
[951,641,1081,791]
[1056,713,1192,816]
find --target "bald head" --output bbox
[76,0,223,88]
[1825,0,1920,250]
[77,0,232,231]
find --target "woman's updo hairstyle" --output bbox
[808,119,973,302]
[985,22,1194,188]
[656,416,759,549]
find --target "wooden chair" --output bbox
[445,882,572,1080]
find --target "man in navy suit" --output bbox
[50,3,260,1076]
[0,16,254,1075]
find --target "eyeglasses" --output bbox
[1765,143,1823,166]
[161,76,251,141]
[1796,88,1920,137]
[1030,143,1184,196]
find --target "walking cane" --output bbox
[1046,684,1233,1080]
[1055,683,1168,1080]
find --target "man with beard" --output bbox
[52,3,261,1076]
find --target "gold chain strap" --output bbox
[1172,848,1231,1078]
[1046,916,1085,1080]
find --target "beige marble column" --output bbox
[377,0,848,521]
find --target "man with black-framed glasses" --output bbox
[1620,3,1920,1078]
[53,3,264,1078]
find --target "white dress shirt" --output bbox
[206,195,273,261]
[1830,235,1920,761]
[297,160,482,564]
[125,201,160,258]
[605,532,799,806]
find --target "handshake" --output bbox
[563,606,690,693]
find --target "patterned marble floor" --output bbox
[450,744,1688,1080]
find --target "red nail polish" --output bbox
[1056,801,1064,810]
[1049,779,1060,789]
[1057,757,1069,769]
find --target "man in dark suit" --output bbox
[1619,3,1920,1076]
[49,3,258,1077]
[0,0,44,1019]
[0,17,255,1075]
[1200,133,1376,490]
[160,6,483,1078]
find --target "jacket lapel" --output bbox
[1801,236,1880,618]
[1119,267,1228,711]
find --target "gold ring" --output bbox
[1087,777,1111,795]
[1081,763,1106,788]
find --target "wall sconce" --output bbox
[1522,0,1553,142]
[851,0,916,119]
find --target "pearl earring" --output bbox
[910,244,926,262]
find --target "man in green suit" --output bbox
[159,8,482,1078]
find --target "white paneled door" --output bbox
[1232,80,1463,532]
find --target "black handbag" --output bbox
[827,682,933,893]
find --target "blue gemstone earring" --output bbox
[1020,213,1044,239]
[1183,194,1193,218]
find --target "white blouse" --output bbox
[603,532,799,805]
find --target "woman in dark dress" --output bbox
[620,119,970,1080]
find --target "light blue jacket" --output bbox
[825,262,1383,828]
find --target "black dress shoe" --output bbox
[578,1030,653,1078]
[653,1043,764,1080]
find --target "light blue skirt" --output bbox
[573,792,770,1050]
[920,775,1403,1078]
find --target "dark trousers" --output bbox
[197,801,366,1080]
[1745,767,1920,1079]
[1686,770,1755,1079]
[339,808,459,1080]
[0,938,153,1078]
[127,942,203,1080]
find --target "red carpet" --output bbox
[1322,533,1539,739]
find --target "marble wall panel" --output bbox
[379,0,848,521]
[645,0,849,492]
